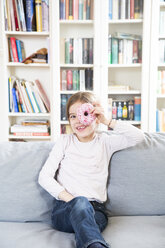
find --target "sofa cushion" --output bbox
[0,216,165,248]
[0,141,54,223]
[106,132,165,216]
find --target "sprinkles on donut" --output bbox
[77,103,96,126]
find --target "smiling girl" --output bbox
[38,91,144,248]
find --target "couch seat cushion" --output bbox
[0,216,165,248]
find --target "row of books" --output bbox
[8,77,50,113]
[159,40,165,63]
[4,0,49,32]
[109,0,143,20]
[8,37,25,62]
[156,109,165,132]
[10,120,50,136]
[59,0,94,20]
[108,97,141,121]
[60,68,93,91]
[61,38,93,64]
[157,70,165,95]
[108,33,142,64]
[159,11,165,36]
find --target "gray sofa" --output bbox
[0,132,165,248]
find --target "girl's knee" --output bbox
[70,196,93,214]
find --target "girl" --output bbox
[38,91,144,248]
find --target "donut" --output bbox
[77,103,96,126]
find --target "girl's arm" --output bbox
[38,136,74,201]
[91,101,145,152]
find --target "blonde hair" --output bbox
[66,91,97,119]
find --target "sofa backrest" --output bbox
[106,132,165,216]
[0,141,54,224]
[0,133,165,224]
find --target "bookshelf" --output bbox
[100,0,151,131]
[149,0,165,132]
[1,0,52,141]
[0,0,159,141]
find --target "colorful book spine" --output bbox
[26,0,35,31]
[35,0,42,31]
[111,37,118,64]
[69,0,73,20]
[134,96,141,121]
[67,70,73,90]
[12,87,19,112]
[61,94,67,120]
[10,37,19,62]
[109,0,113,20]
[16,39,23,62]
[13,132,49,136]
[42,0,49,31]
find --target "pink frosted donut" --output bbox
[77,103,96,126]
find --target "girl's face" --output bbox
[68,101,97,142]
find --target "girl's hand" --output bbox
[91,101,110,126]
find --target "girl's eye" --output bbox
[70,115,76,119]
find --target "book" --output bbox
[13,132,50,136]
[42,0,49,31]
[34,79,50,112]
[10,37,19,62]
[11,124,48,132]
[12,87,19,112]
[134,96,141,121]
[61,94,67,120]
[85,68,93,90]
[35,0,42,31]
[67,70,73,90]
[25,0,36,31]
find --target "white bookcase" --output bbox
[100,0,151,132]
[0,0,160,142]
[149,0,165,132]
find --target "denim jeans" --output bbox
[51,196,110,248]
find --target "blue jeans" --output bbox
[51,196,110,248]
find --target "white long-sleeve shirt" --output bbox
[38,122,144,202]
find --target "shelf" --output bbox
[5,31,49,36]
[108,19,143,24]
[7,62,50,67]
[60,64,93,68]
[60,20,93,24]
[8,135,51,140]
[122,121,141,125]
[158,64,165,68]
[60,120,141,125]
[159,35,165,39]
[108,64,142,68]
[108,90,141,95]
[157,94,165,98]
[8,113,51,117]
[60,90,93,94]
[160,3,165,7]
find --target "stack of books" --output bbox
[61,38,93,64]
[4,0,49,32]
[10,120,50,136]
[108,33,142,64]
[59,0,94,20]
[60,68,93,91]
[108,0,143,20]
[8,77,50,113]
[8,37,25,62]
